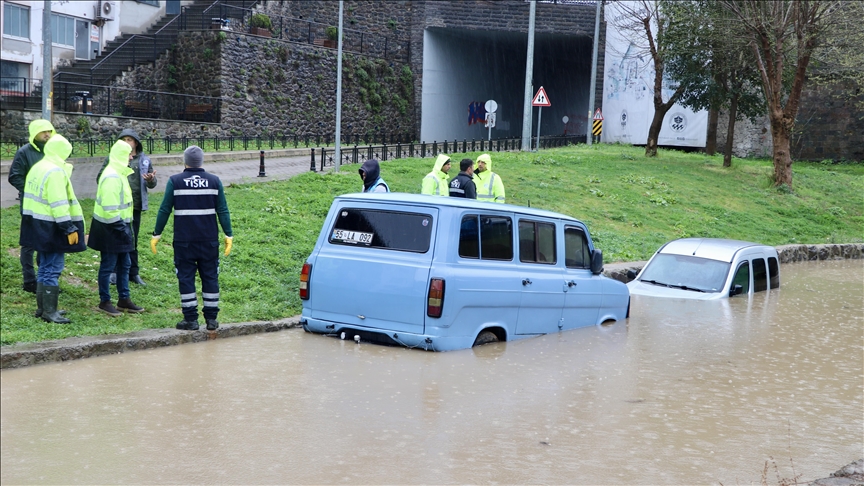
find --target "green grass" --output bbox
[2,144,862,345]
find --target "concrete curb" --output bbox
[1,317,301,370]
[1,244,860,370]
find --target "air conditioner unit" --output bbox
[97,1,116,21]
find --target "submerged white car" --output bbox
[627,238,780,300]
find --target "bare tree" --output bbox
[608,0,687,157]
[720,0,840,188]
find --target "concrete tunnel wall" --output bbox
[420,28,594,143]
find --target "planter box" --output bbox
[313,39,337,48]
[251,27,271,37]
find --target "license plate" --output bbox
[332,229,374,244]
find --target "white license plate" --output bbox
[332,229,374,244]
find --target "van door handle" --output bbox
[567,280,577,288]
[522,278,532,286]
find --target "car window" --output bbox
[459,215,513,260]
[640,254,730,293]
[753,258,768,292]
[732,261,750,294]
[329,208,433,252]
[564,226,590,268]
[768,257,780,289]
[518,220,556,264]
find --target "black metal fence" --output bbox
[1,77,222,123]
[1,134,584,162]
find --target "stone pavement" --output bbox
[1,148,325,209]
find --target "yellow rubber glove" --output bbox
[150,235,161,254]
[67,232,78,245]
[224,236,233,256]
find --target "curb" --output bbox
[1,317,301,370]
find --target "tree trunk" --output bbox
[770,115,794,187]
[723,93,739,167]
[645,107,668,157]
[706,109,719,156]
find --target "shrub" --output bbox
[250,13,272,30]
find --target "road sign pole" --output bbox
[535,106,542,150]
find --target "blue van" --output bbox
[299,193,630,351]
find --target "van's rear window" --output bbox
[329,208,433,252]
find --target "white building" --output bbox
[1,0,183,86]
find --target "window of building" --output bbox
[51,13,75,47]
[0,60,30,92]
[3,3,30,38]
[136,0,160,6]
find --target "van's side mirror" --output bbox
[729,284,743,297]
[590,249,604,275]
[626,269,637,281]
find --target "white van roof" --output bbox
[658,238,776,263]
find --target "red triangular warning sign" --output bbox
[532,87,551,107]
[593,108,603,120]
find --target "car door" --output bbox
[515,218,565,335]
[560,225,601,329]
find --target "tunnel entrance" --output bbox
[421,27,593,143]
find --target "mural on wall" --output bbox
[601,1,707,147]
[468,101,486,126]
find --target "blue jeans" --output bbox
[36,252,65,287]
[99,252,130,302]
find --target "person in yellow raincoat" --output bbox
[20,134,86,323]
[420,154,451,196]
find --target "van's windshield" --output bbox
[329,208,433,252]
[639,254,730,293]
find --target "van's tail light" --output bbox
[427,278,445,317]
[300,263,312,300]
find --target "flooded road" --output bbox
[2,260,861,484]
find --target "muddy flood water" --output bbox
[1,260,862,484]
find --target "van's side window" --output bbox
[564,226,591,268]
[732,262,750,294]
[519,220,556,264]
[768,257,780,289]
[329,208,433,252]
[459,215,513,260]
[753,258,768,292]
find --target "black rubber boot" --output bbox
[176,319,199,331]
[34,282,43,318]
[205,318,219,331]
[35,283,66,318]
[42,286,71,324]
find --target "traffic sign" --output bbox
[593,108,604,121]
[485,99,498,113]
[532,87,551,107]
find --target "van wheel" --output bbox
[473,330,499,347]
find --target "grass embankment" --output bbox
[2,144,862,345]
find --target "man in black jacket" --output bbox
[449,158,477,199]
[8,119,55,293]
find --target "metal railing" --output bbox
[1,134,583,161]
[1,77,221,123]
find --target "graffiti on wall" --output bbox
[468,101,486,126]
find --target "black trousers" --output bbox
[174,240,220,321]
[114,209,142,277]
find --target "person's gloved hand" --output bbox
[150,234,161,254]
[67,232,78,245]
[224,236,233,257]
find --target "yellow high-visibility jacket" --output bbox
[420,154,451,196]
[87,140,135,253]
[19,135,86,253]
[473,154,505,203]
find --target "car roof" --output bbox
[658,238,776,262]
[334,192,583,223]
